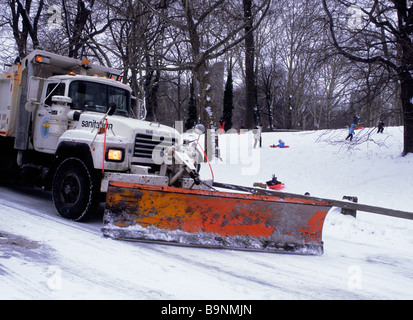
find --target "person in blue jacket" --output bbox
[346,123,355,141]
[278,139,285,148]
[271,139,285,148]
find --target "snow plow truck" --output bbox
[0,50,340,255]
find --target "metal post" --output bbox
[341,196,358,218]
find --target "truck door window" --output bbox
[69,80,130,117]
[108,86,130,117]
[45,83,65,107]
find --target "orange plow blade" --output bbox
[102,181,332,255]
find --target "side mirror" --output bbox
[25,99,38,112]
[27,76,44,101]
[25,77,44,112]
[194,123,205,135]
[108,103,117,116]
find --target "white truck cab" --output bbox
[0,50,201,221]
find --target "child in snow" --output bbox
[346,123,355,141]
[271,139,285,148]
[266,174,282,187]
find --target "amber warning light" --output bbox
[82,59,91,70]
[35,55,51,64]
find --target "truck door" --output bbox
[33,82,66,153]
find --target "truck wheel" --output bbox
[52,158,99,221]
[0,138,18,182]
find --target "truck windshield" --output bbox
[69,80,130,117]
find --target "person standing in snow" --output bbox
[350,115,359,130]
[377,119,385,133]
[346,123,355,141]
[253,124,262,148]
[218,118,225,134]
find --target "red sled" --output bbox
[268,183,285,190]
[270,145,290,148]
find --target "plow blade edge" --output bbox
[102,182,332,255]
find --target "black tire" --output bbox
[52,158,99,221]
[0,137,18,182]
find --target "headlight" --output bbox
[106,148,124,162]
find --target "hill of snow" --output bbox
[204,126,413,250]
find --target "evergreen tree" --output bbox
[223,67,234,131]
[185,79,197,130]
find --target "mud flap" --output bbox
[102,181,332,255]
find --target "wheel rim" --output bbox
[59,173,81,206]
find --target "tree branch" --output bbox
[322,0,399,72]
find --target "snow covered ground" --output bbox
[1,126,413,300]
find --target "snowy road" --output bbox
[1,184,412,300]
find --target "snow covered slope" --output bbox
[1,127,412,300]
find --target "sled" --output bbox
[254,181,285,190]
[270,145,290,148]
[268,183,285,190]
[102,179,332,255]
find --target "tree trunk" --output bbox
[144,68,161,123]
[67,0,94,58]
[196,61,214,159]
[399,72,413,155]
[9,0,43,58]
[243,0,256,129]
[182,0,214,158]
[396,2,413,155]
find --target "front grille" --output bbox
[134,133,175,159]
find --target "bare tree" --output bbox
[6,0,44,58]
[266,0,327,130]
[138,0,270,127]
[311,54,352,129]
[323,0,413,155]
[256,45,286,131]
[135,0,270,157]
[61,0,115,59]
